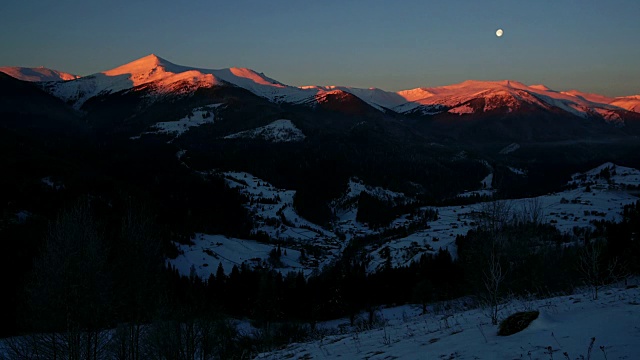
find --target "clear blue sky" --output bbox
[1,0,638,96]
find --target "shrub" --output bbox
[498,310,539,336]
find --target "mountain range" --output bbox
[2,54,640,219]
[2,54,639,119]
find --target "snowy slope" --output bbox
[224,119,306,142]
[301,85,408,110]
[40,54,317,108]
[257,283,640,360]
[499,143,520,154]
[30,54,640,119]
[168,234,308,277]
[131,104,222,141]
[391,80,635,119]
[562,91,640,113]
[222,172,338,246]
[358,163,638,272]
[609,95,640,113]
[171,171,343,279]
[0,66,79,82]
[171,163,638,278]
[568,162,640,188]
[166,171,341,278]
[43,55,222,108]
[297,81,637,119]
[458,161,496,198]
[331,178,415,235]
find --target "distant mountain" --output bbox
[36,54,307,108]
[0,66,79,82]
[394,80,636,123]
[609,95,640,113]
[3,54,638,121]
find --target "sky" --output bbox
[1,0,639,96]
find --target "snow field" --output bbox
[256,283,640,359]
[224,119,306,143]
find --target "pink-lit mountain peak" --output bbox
[397,80,536,105]
[0,66,79,82]
[437,80,549,94]
[103,53,169,75]
[446,79,527,89]
[610,96,640,113]
[99,54,287,93]
[404,80,602,104]
[102,54,198,87]
[37,54,306,108]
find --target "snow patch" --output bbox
[259,285,640,360]
[447,104,475,114]
[610,96,640,113]
[499,143,520,154]
[569,163,640,189]
[14,210,31,224]
[41,176,64,190]
[508,166,527,176]
[224,119,305,143]
[481,173,493,189]
[592,108,623,124]
[168,234,307,277]
[331,178,413,223]
[131,104,221,141]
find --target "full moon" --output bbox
[496,29,504,37]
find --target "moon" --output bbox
[496,28,504,37]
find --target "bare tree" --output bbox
[519,197,545,226]
[578,240,619,300]
[478,200,513,234]
[483,239,507,325]
[471,202,513,325]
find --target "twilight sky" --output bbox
[1,0,639,96]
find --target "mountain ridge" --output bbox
[0,66,79,82]
[2,54,640,118]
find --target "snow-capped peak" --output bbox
[392,79,639,119]
[609,95,640,113]
[529,84,551,91]
[0,66,79,82]
[41,55,221,108]
[41,54,319,108]
[103,55,286,93]
[102,54,185,82]
[23,54,640,118]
